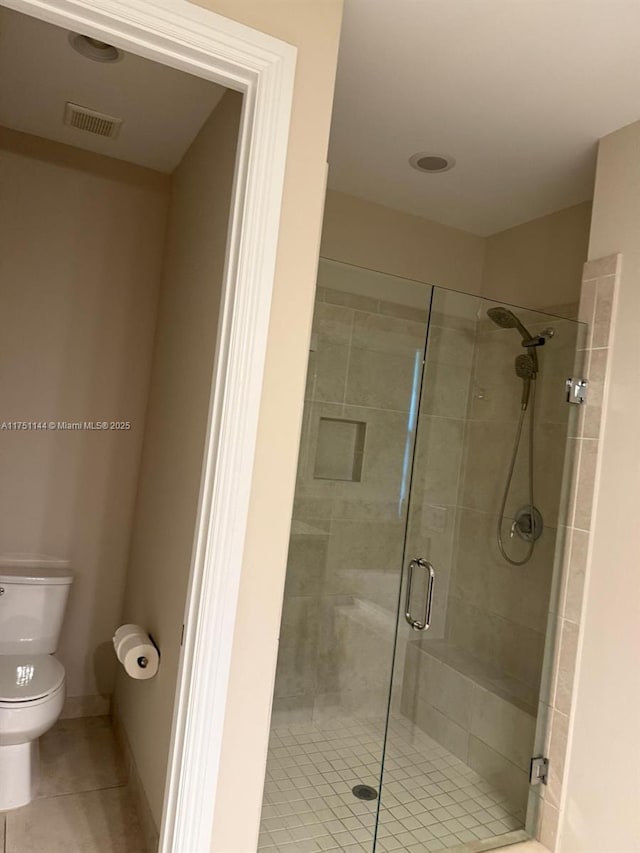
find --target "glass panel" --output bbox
[376,288,585,852]
[258,258,432,853]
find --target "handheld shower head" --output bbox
[486,306,546,372]
[486,306,518,328]
[486,306,534,342]
[515,353,536,379]
[515,353,536,410]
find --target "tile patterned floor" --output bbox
[259,715,525,853]
[0,716,148,852]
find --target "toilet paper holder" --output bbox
[135,633,160,672]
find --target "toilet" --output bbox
[0,555,73,810]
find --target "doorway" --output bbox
[0,0,295,850]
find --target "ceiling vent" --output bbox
[63,102,123,139]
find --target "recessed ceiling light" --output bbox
[409,152,456,173]
[69,32,123,63]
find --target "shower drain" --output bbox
[352,784,378,801]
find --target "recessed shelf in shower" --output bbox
[313,417,366,482]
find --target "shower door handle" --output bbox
[404,558,435,631]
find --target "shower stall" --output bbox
[259,258,584,853]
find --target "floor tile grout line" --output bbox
[36,780,130,804]
[4,715,147,853]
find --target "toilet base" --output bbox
[0,740,39,810]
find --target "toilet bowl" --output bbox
[0,556,73,810]
[0,657,66,809]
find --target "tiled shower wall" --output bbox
[447,306,581,703]
[272,281,431,722]
[530,254,619,850]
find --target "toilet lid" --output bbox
[0,655,65,702]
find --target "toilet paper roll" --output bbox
[112,624,159,680]
[113,624,145,661]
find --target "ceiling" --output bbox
[329,0,640,236]
[0,7,226,172]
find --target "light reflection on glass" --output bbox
[16,664,35,687]
[399,349,422,517]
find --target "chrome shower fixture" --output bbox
[486,306,533,341]
[488,307,540,392]
[514,353,536,379]
[521,327,555,348]
[486,307,554,350]
[515,353,536,409]
[485,305,554,567]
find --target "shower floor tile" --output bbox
[259,714,526,853]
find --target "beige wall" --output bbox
[559,123,640,852]
[114,90,242,828]
[322,189,486,294]
[183,4,345,852]
[0,127,169,701]
[482,202,592,316]
[321,190,590,315]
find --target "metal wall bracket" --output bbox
[530,755,549,786]
[566,377,588,405]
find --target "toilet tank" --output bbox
[0,555,73,655]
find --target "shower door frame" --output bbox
[2,0,296,849]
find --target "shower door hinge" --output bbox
[530,755,549,786]
[566,377,588,405]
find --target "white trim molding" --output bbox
[1,0,296,850]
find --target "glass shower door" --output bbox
[374,287,583,852]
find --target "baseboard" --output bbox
[111,705,159,853]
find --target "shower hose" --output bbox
[496,380,536,566]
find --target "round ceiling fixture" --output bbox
[409,152,456,174]
[69,33,123,63]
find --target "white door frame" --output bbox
[1,0,296,849]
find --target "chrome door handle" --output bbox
[404,557,435,631]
